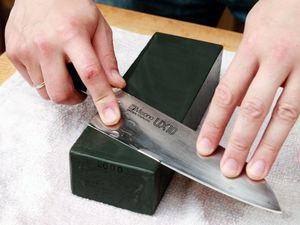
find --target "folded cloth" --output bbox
[0,27,299,225]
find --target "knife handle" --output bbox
[67,63,87,94]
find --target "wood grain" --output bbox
[0,3,242,85]
[0,53,15,84]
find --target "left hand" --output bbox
[197,0,300,180]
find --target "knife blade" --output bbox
[89,89,281,213]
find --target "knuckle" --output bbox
[94,91,113,105]
[17,43,30,61]
[56,21,81,42]
[273,102,299,123]
[260,141,278,154]
[241,99,265,121]
[204,119,223,135]
[213,82,234,108]
[6,47,18,60]
[33,35,51,53]
[268,43,290,65]
[81,65,100,83]
[229,136,250,153]
[6,43,26,60]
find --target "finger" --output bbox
[220,61,291,178]
[6,46,33,86]
[93,18,125,88]
[197,44,258,156]
[11,59,32,85]
[246,70,300,180]
[38,42,85,105]
[25,59,50,100]
[64,35,120,125]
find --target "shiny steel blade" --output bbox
[89,89,281,213]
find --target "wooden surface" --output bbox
[0,3,242,85]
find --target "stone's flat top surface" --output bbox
[124,32,222,122]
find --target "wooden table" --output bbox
[0,3,242,85]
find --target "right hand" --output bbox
[5,0,126,125]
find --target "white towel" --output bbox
[0,27,299,225]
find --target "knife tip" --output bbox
[265,207,282,214]
[252,200,282,214]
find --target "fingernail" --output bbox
[222,158,240,177]
[248,160,266,179]
[197,138,213,155]
[101,106,118,125]
[111,70,125,84]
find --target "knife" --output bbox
[88,88,281,213]
[67,63,281,213]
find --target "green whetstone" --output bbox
[70,32,223,215]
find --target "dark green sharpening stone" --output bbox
[70,32,223,215]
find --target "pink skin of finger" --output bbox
[197,0,300,180]
[5,0,126,125]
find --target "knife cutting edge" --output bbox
[88,88,281,213]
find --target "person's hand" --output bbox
[197,0,300,180]
[5,0,125,125]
